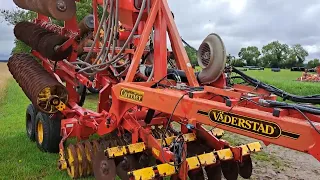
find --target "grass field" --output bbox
[0,66,319,179]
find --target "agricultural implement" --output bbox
[297,66,320,82]
[7,0,320,179]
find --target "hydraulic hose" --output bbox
[233,67,320,104]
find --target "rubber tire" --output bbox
[35,112,62,153]
[26,104,37,141]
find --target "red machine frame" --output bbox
[28,0,320,179]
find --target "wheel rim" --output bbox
[37,121,44,144]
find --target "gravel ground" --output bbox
[224,133,320,180]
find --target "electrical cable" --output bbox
[160,92,189,167]
[242,97,320,134]
[291,106,320,134]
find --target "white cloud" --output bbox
[1,0,320,60]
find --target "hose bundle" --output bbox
[70,0,148,77]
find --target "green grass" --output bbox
[0,81,96,180]
[0,68,318,179]
[244,68,320,96]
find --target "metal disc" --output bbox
[42,34,68,61]
[66,144,80,179]
[30,28,51,50]
[84,141,94,162]
[188,169,205,180]
[37,33,55,58]
[92,140,102,154]
[221,160,239,180]
[48,0,76,21]
[206,165,222,180]
[239,156,253,179]
[76,143,89,177]
[84,141,94,175]
[92,151,116,180]
[116,155,140,180]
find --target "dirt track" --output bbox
[225,134,320,180]
[0,63,11,90]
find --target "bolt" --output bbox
[56,0,67,12]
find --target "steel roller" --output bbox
[14,21,72,61]
[13,0,76,21]
[7,53,68,114]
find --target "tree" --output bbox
[307,58,320,69]
[185,46,198,66]
[261,41,289,68]
[227,54,244,67]
[286,44,309,67]
[238,46,261,66]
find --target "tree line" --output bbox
[185,41,320,69]
[229,41,319,69]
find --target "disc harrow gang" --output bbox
[60,126,259,180]
[14,21,72,61]
[13,0,76,21]
[61,128,177,179]
[7,53,68,113]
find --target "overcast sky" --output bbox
[1,0,320,60]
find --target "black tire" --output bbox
[26,104,37,141]
[35,112,62,153]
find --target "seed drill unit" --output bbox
[7,0,320,179]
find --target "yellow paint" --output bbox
[104,133,196,158]
[216,149,233,160]
[157,163,176,177]
[119,88,144,102]
[128,142,261,180]
[183,133,197,142]
[247,142,262,152]
[130,167,155,180]
[37,121,43,144]
[198,152,216,165]
[127,142,145,154]
[66,147,76,178]
[152,148,160,157]
[58,151,67,170]
[186,156,200,170]
[76,147,83,177]
[240,145,250,156]
[55,101,66,112]
[106,146,127,158]
[211,128,224,137]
